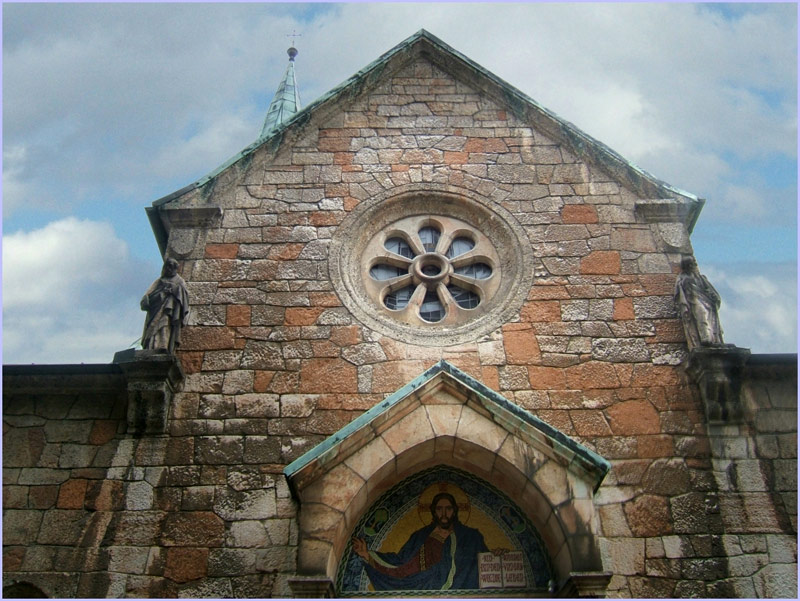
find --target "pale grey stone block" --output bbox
[562,300,589,321]
[592,338,650,362]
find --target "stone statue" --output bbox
[140,258,189,353]
[674,256,724,349]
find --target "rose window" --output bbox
[361,215,501,326]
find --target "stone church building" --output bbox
[3,30,796,598]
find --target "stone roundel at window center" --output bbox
[363,215,501,326]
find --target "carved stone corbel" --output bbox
[686,345,751,422]
[113,349,184,434]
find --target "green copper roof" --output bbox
[260,46,301,138]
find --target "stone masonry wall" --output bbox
[698,360,797,597]
[3,373,129,597]
[3,52,795,598]
[166,56,720,597]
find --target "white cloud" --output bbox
[2,218,156,363]
[704,263,797,353]
[2,3,795,358]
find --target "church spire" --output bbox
[260,46,302,138]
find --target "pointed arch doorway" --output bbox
[284,361,612,597]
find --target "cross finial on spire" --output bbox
[260,35,302,138]
[287,30,302,47]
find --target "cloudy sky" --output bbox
[3,2,797,364]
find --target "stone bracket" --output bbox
[558,571,613,598]
[113,349,184,435]
[686,345,751,423]
[288,576,335,598]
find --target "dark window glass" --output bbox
[370,264,406,280]
[418,227,441,252]
[454,263,492,279]
[419,290,445,322]
[421,264,442,277]
[448,285,480,309]
[446,237,475,258]
[384,286,415,310]
[385,237,414,258]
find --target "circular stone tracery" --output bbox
[329,186,534,347]
[363,215,500,325]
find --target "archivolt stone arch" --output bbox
[284,361,611,597]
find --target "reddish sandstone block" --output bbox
[299,359,358,393]
[311,340,340,358]
[344,196,360,211]
[606,400,661,435]
[391,164,410,172]
[253,371,275,393]
[484,138,509,153]
[565,362,621,389]
[639,274,676,295]
[624,494,672,537]
[180,327,236,351]
[528,366,566,390]
[580,251,621,275]
[310,292,342,307]
[269,371,299,394]
[481,366,500,391]
[502,326,542,364]
[85,480,124,511]
[28,486,58,509]
[370,361,432,394]
[3,547,25,572]
[318,136,352,152]
[444,151,469,164]
[534,410,574,435]
[310,212,343,226]
[160,512,225,547]
[464,138,485,153]
[204,244,239,259]
[330,325,362,347]
[179,351,204,375]
[89,420,118,445]
[562,205,598,224]
[285,307,325,326]
[630,365,682,387]
[570,410,613,436]
[227,305,251,327]
[164,547,208,583]
[268,243,305,261]
[57,479,88,509]
[520,300,561,322]
[613,297,635,320]
[333,152,354,165]
[650,320,685,343]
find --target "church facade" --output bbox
[3,31,796,598]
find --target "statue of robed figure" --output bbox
[674,256,724,349]
[140,258,189,354]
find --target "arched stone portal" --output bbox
[284,361,612,597]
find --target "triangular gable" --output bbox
[149,30,702,223]
[284,360,610,496]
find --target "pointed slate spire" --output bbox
[260,46,302,138]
